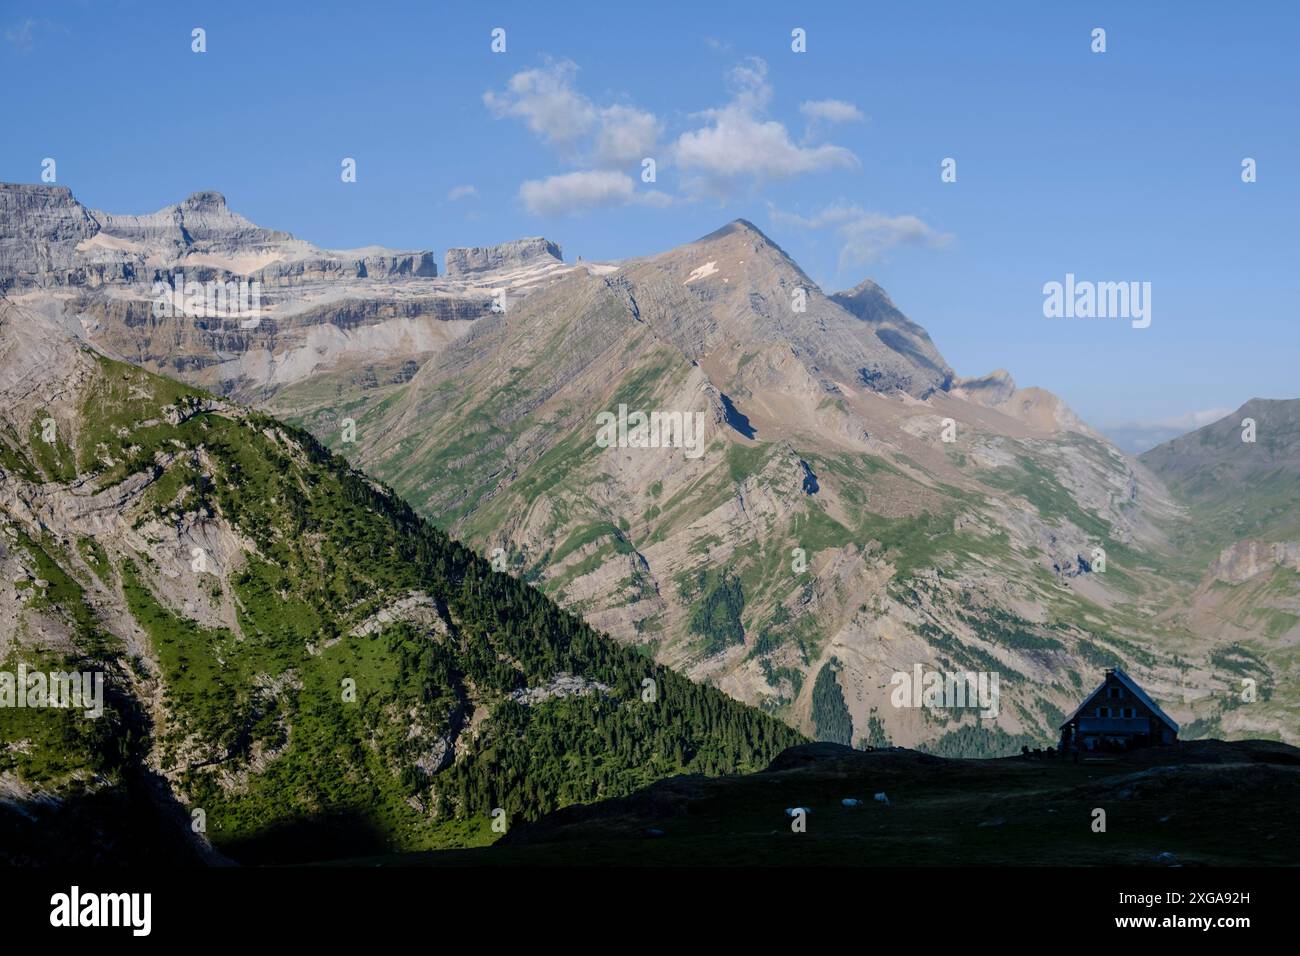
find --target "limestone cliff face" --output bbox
[0,183,569,402]
[0,183,101,288]
[253,250,439,285]
[444,237,562,276]
[92,190,297,258]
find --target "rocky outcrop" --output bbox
[444,237,563,276]
[1211,540,1300,583]
[358,251,438,279]
[254,251,438,285]
[507,673,612,706]
[832,279,954,389]
[952,369,1018,407]
[0,183,100,289]
[349,591,448,638]
[951,369,1099,437]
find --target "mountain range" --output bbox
[1,183,1295,863]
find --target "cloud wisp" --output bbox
[799,99,865,124]
[770,201,953,269]
[519,170,673,216]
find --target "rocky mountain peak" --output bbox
[606,218,955,398]
[444,236,563,276]
[180,190,228,210]
[88,189,294,255]
[1142,397,1300,499]
[954,368,1017,403]
[664,217,818,298]
[832,277,893,311]
[699,218,771,242]
[831,278,955,387]
[692,218,800,267]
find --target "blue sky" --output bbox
[2,0,1296,448]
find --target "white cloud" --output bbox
[484,60,597,156]
[4,18,36,52]
[487,56,861,212]
[484,60,660,169]
[771,201,952,268]
[592,104,661,168]
[521,171,631,215]
[519,170,671,216]
[799,99,865,124]
[724,56,773,112]
[446,184,478,202]
[671,58,857,194]
[675,114,856,181]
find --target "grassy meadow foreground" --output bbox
[367,738,1300,867]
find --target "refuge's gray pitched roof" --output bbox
[1059,667,1179,733]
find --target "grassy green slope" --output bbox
[1,354,804,864]
[1141,398,1300,550]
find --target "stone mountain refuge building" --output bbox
[1058,667,1179,753]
